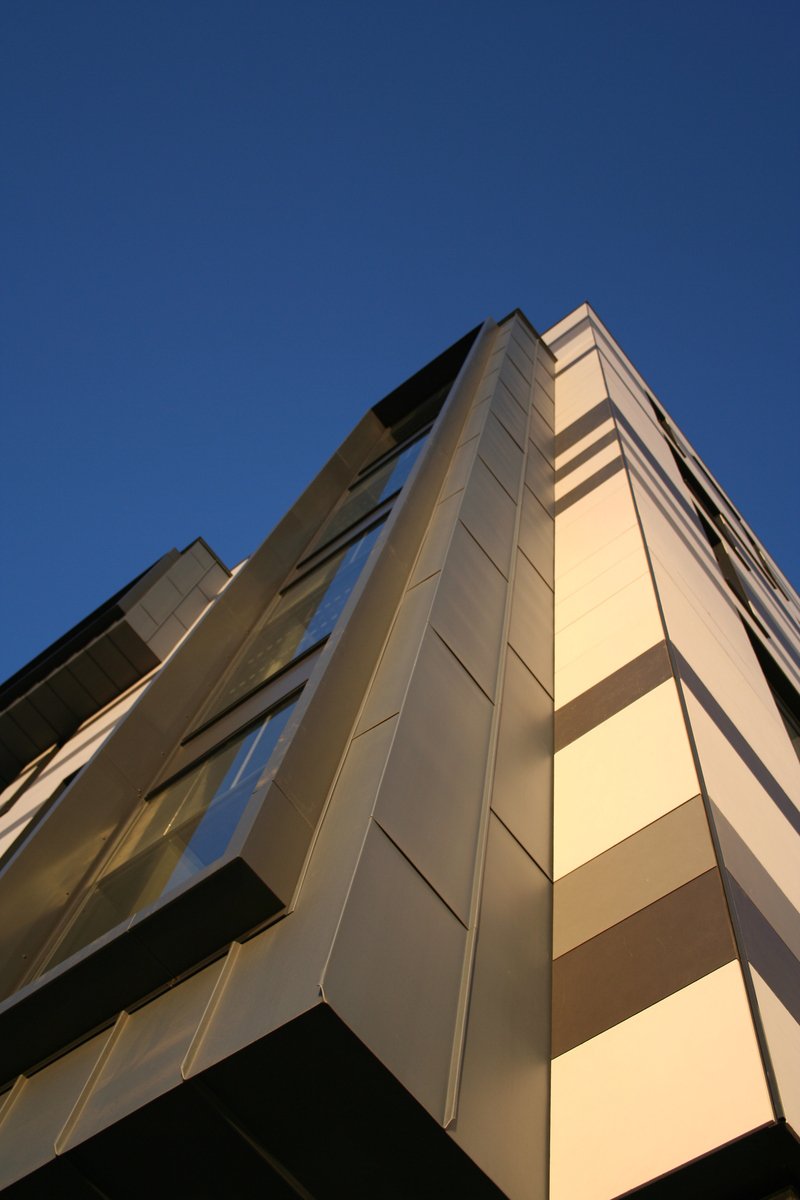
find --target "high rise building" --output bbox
[0,305,797,1199]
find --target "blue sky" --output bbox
[1,1,798,681]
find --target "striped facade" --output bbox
[0,307,796,1198]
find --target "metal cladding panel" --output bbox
[355,574,437,736]
[489,380,527,448]
[57,961,223,1151]
[373,627,493,923]
[477,413,524,501]
[459,456,517,578]
[519,485,553,588]
[428,521,507,702]
[450,814,551,1200]
[491,647,553,876]
[508,550,554,697]
[0,1029,112,1190]
[751,969,800,1132]
[408,490,462,588]
[184,717,399,1076]
[322,823,467,1121]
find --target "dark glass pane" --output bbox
[213,522,383,712]
[320,436,426,546]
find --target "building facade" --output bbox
[0,306,797,1198]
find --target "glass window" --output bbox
[212,521,384,715]
[320,435,427,546]
[44,697,297,971]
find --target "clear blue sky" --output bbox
[1,1,798,682]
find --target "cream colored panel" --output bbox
[544,304,591,345]
[555,479,639,584]
[553,353,607,433]
[556,524,645,602]
[323,823,467,1120]
[477,413,524,500]
[458,400,490,448]
[550,962,773,1200]
[554,442,621,501]
[519,486,554,589]
[489,380,527,448]
[684,694,800,915]
[554,418,615,474]
[0,1029,112,1190]
[555,573,664,707]
[184,717,399,1076]
[555,546,650,634]
[751,968,800,1132]
[554,681,699,878]
[356,575,437,735]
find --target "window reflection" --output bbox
[320,435,426,546]
[45,698,297,970]
[213,521,384,714]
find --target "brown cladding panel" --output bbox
[552,868,737,1056]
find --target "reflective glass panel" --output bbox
[212,521,383,713]
[320,435,427,546]
[46,698,297,969]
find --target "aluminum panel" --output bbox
[451,815,551,1200]
[429,522,507,701]
[323,823,467,1120]
[508,550,554,697]
[751,968,800,1133]
[374,628,493,922]
[477,413,524,501]
[58,960,223,1150]
[409,490,462,587]
[518,486,553,588]
[356,574,437,735]
[459,458,517,578]
[525,439,555,517]
[491,648,553,875]
[489,380,527,447]
[0,1029,112,1190]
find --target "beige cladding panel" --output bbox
[553,352,608,433]
[751,969,800,1132]
[550,962,774,1200]
[373,628,493,923]
[525,439,554,517]
[477,413,524,501]
[322,823,467,1121]
[408,489,462,588]
[488,379,528,448]
[554,475,639,586]
[492,648,553,876]
[450,815,550,1200]
[554,680,700,879]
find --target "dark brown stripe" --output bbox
[554,641,673,751]
[554,399,611,457]
[552,868,736,1057]
[554,456,624,515]
[729,876,800,1025]
[554,428,619,484]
